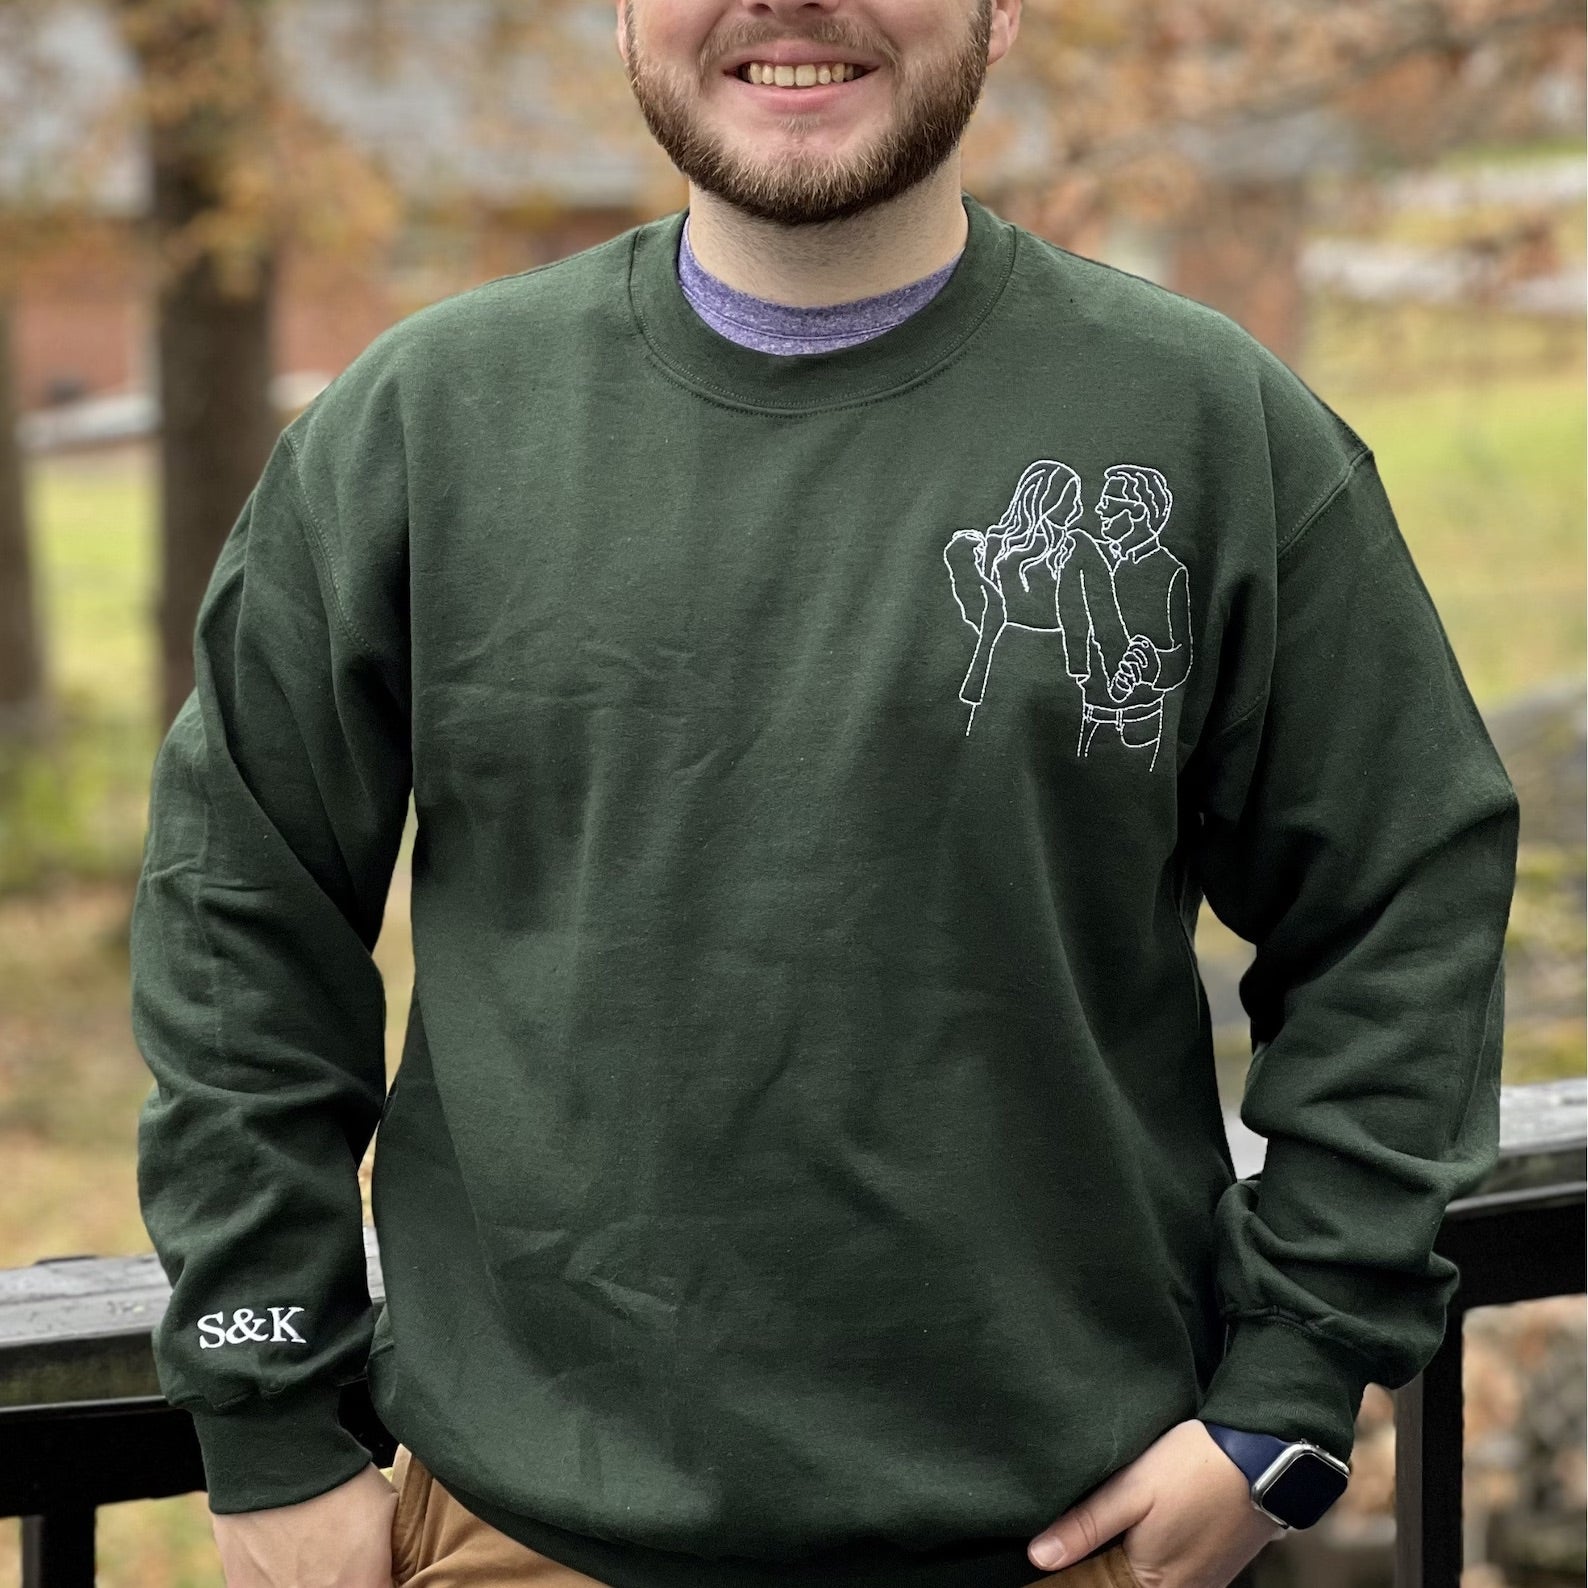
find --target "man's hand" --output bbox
[211,1462,398,1587]
[1108,635,1156,700]
[1027,1419,1286,1588]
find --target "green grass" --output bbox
[1440,135,1587,168]
[1308,288,1585,383]
[34,447,158,704]
[1316,365,1586,707]
[0,448,161,892]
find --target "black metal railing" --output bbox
[3,1078,1582,1588]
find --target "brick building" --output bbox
[8,0,683,416]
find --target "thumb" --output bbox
[1027,1493,1141,1573]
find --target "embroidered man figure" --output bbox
[1056,463,1192,769]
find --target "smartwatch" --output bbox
[1200,1422,1351,1530]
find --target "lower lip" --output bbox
[725,70,877,111]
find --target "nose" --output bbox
[738,0,842,15]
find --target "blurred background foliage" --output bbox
[0,1,1582,1583]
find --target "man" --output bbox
[129,2,1519,1587]
[1055,465,1193,770]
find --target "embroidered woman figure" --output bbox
[944,458,1084,733]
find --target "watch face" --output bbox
[1257,1448,1351,1529]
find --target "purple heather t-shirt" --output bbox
[678,213,963,354]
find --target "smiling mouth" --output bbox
[732,62,877,87]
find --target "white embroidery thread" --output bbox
[196,1307,309,1347]
[945,460,1192,769]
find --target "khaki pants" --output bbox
[390,1443,1141,1588]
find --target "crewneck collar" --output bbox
[627,192,1019,414]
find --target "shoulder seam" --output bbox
[1200,444,1375,747]
[1275,445,1373,562]
[279,430,384,665]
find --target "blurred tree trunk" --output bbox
[1166,179,1311,368]
[0,295,47,747]
[151,163,278,733]
[117,0,279,734]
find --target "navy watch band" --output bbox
[1202,1422,1291,1483]
[1200,1420,1351,1530]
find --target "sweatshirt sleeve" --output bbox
[130,413,412,1512]
[1188,444,1519,1464]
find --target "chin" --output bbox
[717,116,880,157]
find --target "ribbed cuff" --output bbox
[189,1383,374,1513]
[1196,1316,1371,1466]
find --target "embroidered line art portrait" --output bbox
[943,460,1193,770]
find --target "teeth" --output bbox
[744,61,861,86]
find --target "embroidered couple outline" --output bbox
[943,460,1192,771]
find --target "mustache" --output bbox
[698,20,902,73]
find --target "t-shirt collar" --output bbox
[625,192,1019,414]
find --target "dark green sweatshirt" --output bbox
[131,192,1518,1588]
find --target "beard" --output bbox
[621,1,994,226]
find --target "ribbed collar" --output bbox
[626,192,1019,414]
[677,212,962,353]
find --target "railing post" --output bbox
[1393,1303,1467,1588]
[20,1509,96,1588]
